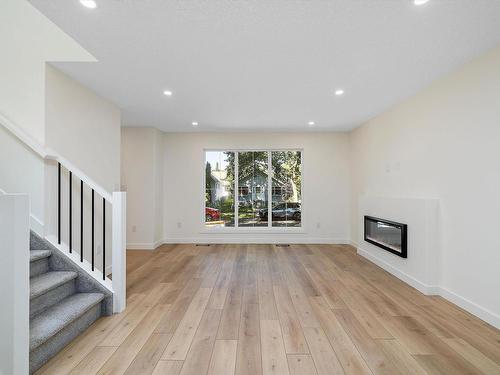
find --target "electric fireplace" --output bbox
[364,216,407,258]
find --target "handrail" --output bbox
[47,152,112,202]
[0,112,49,158]
[1,110,126,313]
[0,111,112,202]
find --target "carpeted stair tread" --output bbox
[30,271,77,299]
[30,293,104,351]
[30,249,52,262]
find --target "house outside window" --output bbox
[205,150,302,229]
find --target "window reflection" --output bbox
[238,151,268,227]
[204,150,301,228]
[205,151,234,227]
[271,151,302,227]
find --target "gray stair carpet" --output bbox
[30,271,77,299]
[29,232,113,374]
[30,249,52,262]
[30,249,51,278]
[30,293,104,351]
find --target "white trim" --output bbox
[203,148,304,232]
[127,240,163,250]
[438,286,500,329]
[0,112,48,158]
[45,235,114,292]
[1,187,45,237]
[160,237,349,245]
[0,194,30,375]
[0,112,112,202]
[105,265,113,276]
[356,245,440,295]
[111,192,126,313]
[30,214,44,237]
[200,227,306,235]
[267,151,271,227]
[356,243,500,329]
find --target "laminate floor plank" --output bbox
[260,320,290,375]
[38,244,500,375]
[208,340,238,375]
[287,354,318,375]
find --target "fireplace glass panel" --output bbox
[364,216,407,258]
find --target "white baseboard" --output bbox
[128,237,350,248]
[356,246,439,295]
[160,237,350,245]
[30,214,44,237]
[438,286,500,329]
[127,239,163,250]
[356,243,500,329]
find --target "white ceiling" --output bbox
[30,0,500,132]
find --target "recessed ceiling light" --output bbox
[80,0,97,9]
[163,90,173,96]
[414,0,430,5]
[192,122,199,126]
[308,121,315,126]
[335,89,345,96]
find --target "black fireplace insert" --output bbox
[364,216,407,258]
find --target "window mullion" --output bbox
[235,151,239,228]
[268,151,272,228]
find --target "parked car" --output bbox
[258,202,301,221]
[205,207,221,221]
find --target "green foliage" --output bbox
[223,151,301,202]
[224,151,267,190]
[220,197,234,213]
[205,162,213,203]
[272,151,301,187]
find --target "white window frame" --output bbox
[202,148,304,233]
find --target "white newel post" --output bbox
[112,192,127,313]
[0,194,30,375]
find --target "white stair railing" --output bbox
[0,193,30,375]
[1,112,126,313]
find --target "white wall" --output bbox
[121,127,163,248]
[2,64,122,257]
[0,126,45,235]
[0,0,94,144]
[350,45,500,328]
[0,0,100,239]
[357,196,441,295]
[162,132,351,243]
[46,65,121,192]
[153,131,164,243]
[41,66,121,273]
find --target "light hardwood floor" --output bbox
[36,244,500,375]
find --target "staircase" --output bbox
[1,115,126,374]
[29,232,113,374]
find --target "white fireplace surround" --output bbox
[356,196,441,295]
[356,196,499,328]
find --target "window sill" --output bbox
[200,227,306,235]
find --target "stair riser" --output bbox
[29,302,102,374]
[30,258,49,278]
[30,280,76,318]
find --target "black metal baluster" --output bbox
[81,180,84,262]
[102,198,106,280]
[92,189,95,271]
[58,163,61,244]
[69,171,72,253]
